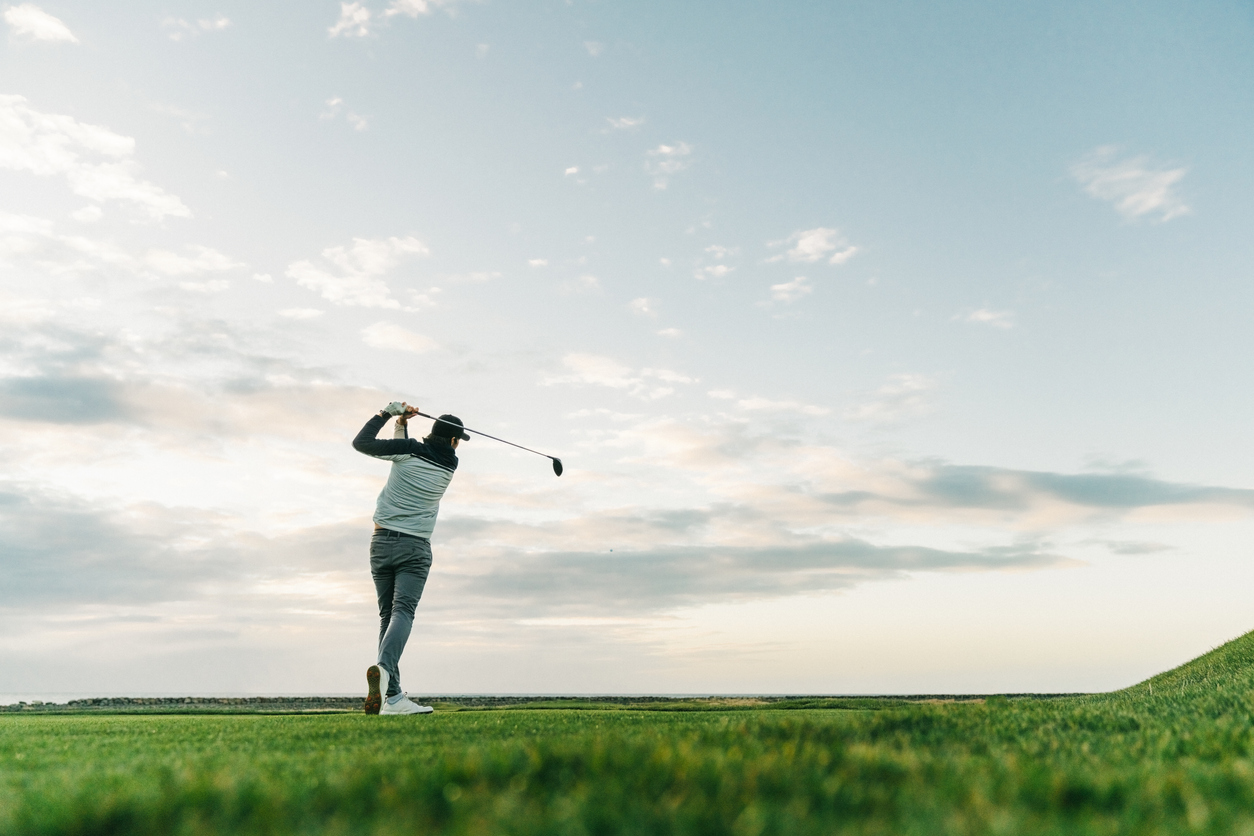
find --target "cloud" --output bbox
[3,3,76,42]
[361,321,438,353]
[767,227,858,265]
[0,375,135,424]
[838,465,1254,518]
[436,535,1069,617]
[770,276,811,303]
[561,274,600,294]
[0,96,190,221]
[319,97,368,131]
[527,259,548,267]
[0,487,217,607]
[278,308,324,320]
[707,389,829,416]
[407,288,440,310]
[695,264,731,280]
[606,116,643,131]
[328,2,373,36]
[583,40,604,57]
[657,328,682,338]
[959,308,1014,329]
[1071,146,1190,222]
[286,235,428,308]
[178,279,230,293]
[544,353,693,400]
[444,271,500,284]
[0,212,240,281]
[69,205,100,223]
[385,0,459,18]
[2,307,1254,695]
[645,142,692,189]
[328,0,460,37]
[161,15,230,41]
[145,246,241,277]
[845,373,936,424]
[629,297,657,317]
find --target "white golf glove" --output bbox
[383,401,408,416]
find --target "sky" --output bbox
[1,0,1253,699]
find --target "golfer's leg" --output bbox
[376,537,433,698]
[369,534,397,655]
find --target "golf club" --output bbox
[413,411,564,476]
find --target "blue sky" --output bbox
[1,0,1253,698]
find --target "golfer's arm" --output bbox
[352,413,418,457]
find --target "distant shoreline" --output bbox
[1,693,1088,715]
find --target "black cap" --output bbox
[431,414,470,441]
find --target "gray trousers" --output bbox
[370,529,433,698]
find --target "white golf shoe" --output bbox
[379,693,434,715]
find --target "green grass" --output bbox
[3,631,1254,835]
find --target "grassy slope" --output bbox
[1,631,1252,835]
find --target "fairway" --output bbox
[3,631,1254,835]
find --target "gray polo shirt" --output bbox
[352,412,459,539]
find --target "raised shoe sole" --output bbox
[364,665,382,715]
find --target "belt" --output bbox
[373,528,423,539]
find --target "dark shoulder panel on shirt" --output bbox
[412,439,459,472]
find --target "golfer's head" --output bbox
[429,414,470,447]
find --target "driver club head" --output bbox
[552,458,563,477]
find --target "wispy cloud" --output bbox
[708,389,829,416]
[560,274,600,294]
[319,97,368,131]
[1071,146,1190,222]
[544,353,693,400]
[845,373,937,424]
[361,321,439,353]
[0,96,190,221]
[436,536,1068,617]
[3,3,77,42]
[767,227,858,265]
[328,0,460,38]
[0,211,240,281]
[958,307,1014,329]
[606,116,643,131]
[145,246,241,277]
[277,308,324,320]
[328,2,373,37]
[629,297,658,317]
[645,142,692,189]
[161,15,230,41]
[583,40,604,57]
[770,276,811,303]
[689,244,737,280]
[694,264,732,280]
[285,235,429,308]
[386,0,459,17]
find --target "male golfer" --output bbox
[352,401,469,715]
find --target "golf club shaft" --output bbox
[412,411,557,461]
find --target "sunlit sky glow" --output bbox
[2,0,1253,698]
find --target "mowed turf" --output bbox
[3,632,1254,835]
